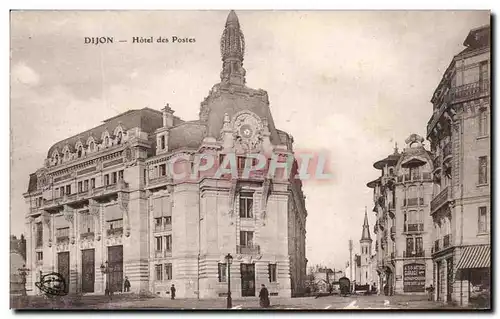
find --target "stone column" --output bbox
[443,259,448,303]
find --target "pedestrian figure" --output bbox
[259,284,270,308]
[427,284,434,301]
[170,284,176,300]
[124,276,131,292]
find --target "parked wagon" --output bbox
[338,277,351,297]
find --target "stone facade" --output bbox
[427,25,490,306]
[23,11,307,299]
[367,135,434,295]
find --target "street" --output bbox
[12,293,450,310]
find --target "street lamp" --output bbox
[18,264,30,297]
[225,253,233,309]
[100,261,109,296]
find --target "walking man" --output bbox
[170,284,176,300]
[259,284,270,308]
[124,276,131,292]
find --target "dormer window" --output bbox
[117,131,123,145]
[89,141,95,152]
[160,135,165,150]
[77,146,83,158]
[104,136,109,147]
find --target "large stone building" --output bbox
[23,11,307,299]
[426,25,490,306]
[367,135,434,295]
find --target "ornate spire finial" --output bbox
[394,142,398,154]
[220,10,246,86]
[361,207,372,242]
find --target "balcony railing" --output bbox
[80,232,95,240]
[403,250,425,258]
[398,173,432,183]
[443,234,451,248]
[443,143,452,159]
[107,227,123,237]
[56,235,69,243]
[404,223,424,232]
[237,245,261,255]
[431,186,450,213]
[450,79,489,102]
[434,240,440,253]
[154,249,172,258]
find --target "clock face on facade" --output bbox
[239,124,254,139]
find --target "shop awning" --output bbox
[456,245,490,269]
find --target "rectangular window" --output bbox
[479,156,488,184]
[159,164,166,176]
[165,235,172,252]
[478,207,487,233]
[118,170,124,181]
[83,180,89,191]
[218,263,227,282]
[78,181,83,193]
[112,172,117,184]
[65,185,71,195]
[155,217,162,227]
[406,237,414,254]
[80,212,94,234]
[56,227,70,238]
[239,192,254,218]
[269,263,277,282]
[90,178,95,189]
[480,61,489,82]
[165,263,173,280]
[415,237,423,253]
[107,219,123,230]
[36,222,43,248]
[240,231,254,247]
[104,174,110,186]
[155,236,163,251]
[478,110,488,136]
[36,251,43,262]
[60,187,64,197]
[160,135,166,150]
[155,264,163,281]
[143,169,147,184]
[165,216,172,225]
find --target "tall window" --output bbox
[478,109,488,136]
[155,236,162,251]
[269,264,277,282]
[410,166,420,180]
[118,170,124,181]
[406,237,414,254]
[89,141,95,152]
[117,131,123,145]
[478,156,488,184]
[36,252,43,262]
[478,207,487,233]
[80,212,94,234]
[415,237,423,253]
[239,192,253,218]
[240,231,254,247]
[159,164,166,176]
[155,264,163,281]
[60,187,64,197]
[104,174,110,186]
[65,185,71,195]
[165,235,172,252]
[112,172,117,184]
[90,178,95,189]
[218,263,227,282]
[104,136,109,147]
[78,181,83,193]
[479,61,489,82]
[36,222,43,248]
[83,180,89,191]
[160,135,166,150]
[165,263,173,280]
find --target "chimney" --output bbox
[162,103,174,128]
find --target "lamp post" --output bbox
[100,261,109,296]
[18,264,30,297]
[225,253,233,309]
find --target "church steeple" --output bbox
[361,207,372,242]
[220,10,246,86]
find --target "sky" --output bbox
[10,10,490,270]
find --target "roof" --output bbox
[463,25,490,48]
[360,209,372,242]
[47,108,167,158]
[366,176,381,188]
[373,153,401,170]
[168,121,207,151]
[27,173,37,193]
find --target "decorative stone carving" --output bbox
[261,178,272,223]
[228,179,238,217]
[118,192,131,237]
[63,205,75,244]
[89,199,101,241]
[232,111,264,154]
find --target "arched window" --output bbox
[117,131,123,145]
[89,141,95,152]
[77,146,83,158]
[54,153,59,165]
[104,136,109,147]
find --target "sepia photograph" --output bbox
[10,9,491,310]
